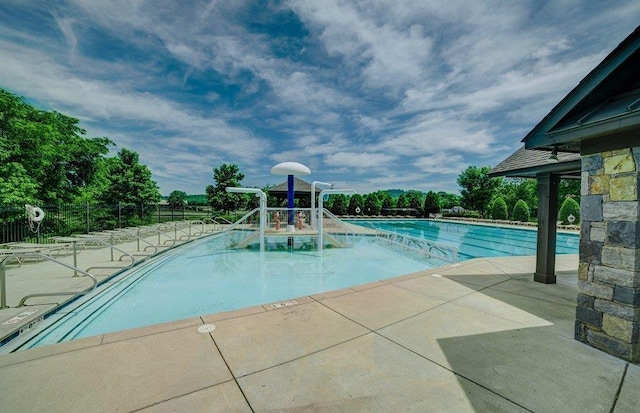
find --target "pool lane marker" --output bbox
[198,324,216,333]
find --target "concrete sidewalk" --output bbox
[0,254,637,412]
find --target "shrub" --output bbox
[442,210,481,219]
[491,197,508,220]
[559,197,580,225]
[512,199,530,222]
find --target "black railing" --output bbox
[0,203,214,244]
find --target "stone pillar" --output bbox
[575,147,640,362]
[535,172,559,284]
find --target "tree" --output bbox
[206,163,245,213]
[512,199,531,222]
[491,197,508,220]
[167,190,188,209]
[406,190,424,216]
[380,192,395,216]
[363,193,381,215]
[559,197,580,225]
[437,191,462,209]
[348,194,364,215]
[329,194,348,215]
[457,166,502,217]
[500,178,537,218]
[0,88,112,204]
[423,191,441,217]
[99,148,161,206]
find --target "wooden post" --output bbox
[534,172,559,283]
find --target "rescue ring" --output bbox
[30,206,45,222]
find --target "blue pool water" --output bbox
[16,220,579,350]
[348,219,578,261]
[20,235,437,348]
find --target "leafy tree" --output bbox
[363,193,381,215]
[348,194,364,215]
[206,163,245,213]
[99,148,161,206]
[167,190,188,209]
[499,178,538,218]
[396,193,409,210]
[437,191,462,209]
[329,194,348,215]
[559,180,581,207]
[491,196,508,220]
[559,197,580,225]
[512,199,531,222]
[457,166,502,217]
[0,88,112,204]
[380,192,395,215]
[423,191,441,217]
[406,190,424,216]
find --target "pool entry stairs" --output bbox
[224,208,356,251]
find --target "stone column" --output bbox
[575,147,640,362]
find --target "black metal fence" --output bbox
[0,203,214,244]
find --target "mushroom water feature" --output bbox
[270,162,311,232]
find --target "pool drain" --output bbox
[197,324,216,333]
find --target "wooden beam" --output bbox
[535,172,560,283]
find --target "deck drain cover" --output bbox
[431,274,442,278]
[271,299,298,309]
[197,324,216,333]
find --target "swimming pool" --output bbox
[16,234,441,349]
[348,219,578,260]
[13,219,579,350]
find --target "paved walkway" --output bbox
[0,251,637,412]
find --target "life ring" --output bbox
[30,206,45,222]
[355,207,361,214]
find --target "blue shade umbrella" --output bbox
[270,162,311,231]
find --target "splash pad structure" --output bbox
[225,162,356,252]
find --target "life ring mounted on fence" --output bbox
[25,204,45,222]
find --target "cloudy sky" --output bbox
[1,1,638,195]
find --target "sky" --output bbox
[1,1,639,196]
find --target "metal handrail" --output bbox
[83,238,136,272]
[1,254,98,308]
[375,230,458,263]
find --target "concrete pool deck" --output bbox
[1,252,638,412]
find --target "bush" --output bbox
[442,210,481,219]
[512,199,530,222]
[559,197,580,225]
[491,197,508,220]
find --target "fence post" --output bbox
[86,202,90,234]
[141,203,144,224]
[118,202,122,228]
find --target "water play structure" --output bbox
[225,162,357,252]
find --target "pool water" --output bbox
[21,235,438,347]
[349,219,578,260]
[16,220,579,350]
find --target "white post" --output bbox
[311,181,332,230]
[318,188,356,251]
[226,187,267,252]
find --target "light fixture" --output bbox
[548,146,559,163]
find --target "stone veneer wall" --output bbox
[576,147,640,362]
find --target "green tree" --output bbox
[423,191,440,217]
[99,148,161,206]
[512,199,531,222]
[559,197,580,225]
[348,194,364,215]
[437,191,462,209]
[491,196,508,220]
[457,166,502,217]
[0,88,112,204]
[206,163,245,213]
[499,178,538,218]
[380,192,395,215]
[406,190,424,216]
[167,190,188,209]
[329,194,348,215]
[363,193,381,215]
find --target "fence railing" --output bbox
[0,203,216,244]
